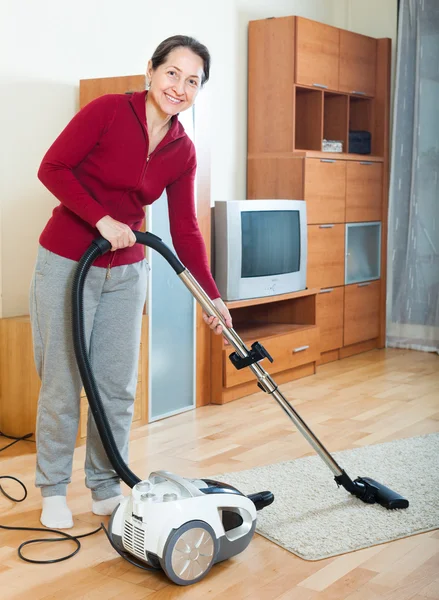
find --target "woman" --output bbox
[30,35,232,529]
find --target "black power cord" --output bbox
[0,430,103,564]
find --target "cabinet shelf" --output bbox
[293,150,383,162]
[225,287,319,309]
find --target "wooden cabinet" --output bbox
[211,290,320,404]
[339,30,377,97]
[344,281,380,346]
[295,17,339,91]
[246,16,391,375]
[304,158,346,224]
[307,224,345,288]
[316,287,344,352]
[346,161,382,222]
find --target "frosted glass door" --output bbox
[345,222,381,284]
[148,108,196,421]
[148,194,196,421]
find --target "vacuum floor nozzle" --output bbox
[335,471,409,509]
[354,477,409,510]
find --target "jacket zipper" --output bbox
[106,251,116,279]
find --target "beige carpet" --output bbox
[214,434,439,560]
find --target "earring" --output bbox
[146,78,151,90]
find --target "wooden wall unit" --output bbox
[246,15,390,375]
[0,315,149,442]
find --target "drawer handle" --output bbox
[358,282,371,287]
[351,90,366,95]
[313,83,328,89]
[319,224,334,228]
[319,288,334,294]
[320,159,336,163]
[360,161,374,166]
[293,345,310,353]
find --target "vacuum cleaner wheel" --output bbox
[160,520,219,586]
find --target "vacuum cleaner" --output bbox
[72,231,409,587]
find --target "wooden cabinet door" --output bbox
[248,17,296,153]
[247,157,304,200]
[339,30,377,97]
[346,161,383,222]
[316,287,344,352]
[295,17,339,91]
[307,224,345,288]
[344,280,380,346]
[304,159,346,224]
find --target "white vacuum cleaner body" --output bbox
[109,471,257,585]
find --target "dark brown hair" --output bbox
[150,35,211,85]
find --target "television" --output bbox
[214,200,307,301]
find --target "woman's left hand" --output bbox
[203,298,233,344]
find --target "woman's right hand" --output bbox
[96,216,136,251]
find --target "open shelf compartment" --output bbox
[323,91,349,152]
[294,86,323,151]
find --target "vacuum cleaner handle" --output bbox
[93,232,249,352]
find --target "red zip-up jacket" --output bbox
[37,90,220,299]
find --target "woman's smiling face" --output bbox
[147,47,204,117]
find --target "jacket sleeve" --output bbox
[166,153,221,300]
[37,95,119,227]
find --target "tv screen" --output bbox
[241,210,301,278]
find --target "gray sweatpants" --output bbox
[29,245,149,500]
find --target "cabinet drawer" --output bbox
[339,30,377,97]
[295,17,339,91]
[346,162,382,222]
[223,327,320,388]
[307,224,345,288]
[304,159,346,224]
[344,281,380,346]
[316,287,344,352]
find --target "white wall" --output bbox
[1,0,397,317]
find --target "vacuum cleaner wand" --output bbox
[74,231,408,510]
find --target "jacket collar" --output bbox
[128,90,186,142]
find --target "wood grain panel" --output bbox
[316,287,344,352]
[248,17,295,153]
[295,17,340,90]
[376,38,392,348]
[0,316,40,439]
[79,75,146,109]
[344,281,380,346]
[247,157,303,200]
[339,30,377,96]
[346,161,383,222]
[304,158,346,224]
[307,224,345,288]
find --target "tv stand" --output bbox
[210,288,320,404]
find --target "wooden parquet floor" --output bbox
[0,347,438,599]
